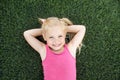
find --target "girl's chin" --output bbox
[52,47,62,51]
[50,46,64,53]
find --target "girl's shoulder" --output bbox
[66,43,76,58]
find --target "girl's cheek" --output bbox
[48,40,54,44]
[61,39,65,43]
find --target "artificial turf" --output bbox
[0,0,120,80]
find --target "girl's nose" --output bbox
[53,38,60,44]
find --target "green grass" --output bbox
[1,0,120,80]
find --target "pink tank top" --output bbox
[42,44,76,80]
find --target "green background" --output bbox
[1,0,120,80]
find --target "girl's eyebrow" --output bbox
[58,35,63,37]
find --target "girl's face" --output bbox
[44,26,66,53]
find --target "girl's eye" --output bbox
[49,36,53,39]
[58,35,63,38]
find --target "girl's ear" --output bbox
[38,18,46,24]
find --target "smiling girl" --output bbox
[23,17,86,80]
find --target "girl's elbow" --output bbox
[81,25,86,28]
[83,25,86,31]
[79,25,86,31]
[23,31,29,37]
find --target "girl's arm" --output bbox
[23,29,46,55]
[67,25,86,53]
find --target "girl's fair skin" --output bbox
[23,17,86,61]
[45,26,66,53]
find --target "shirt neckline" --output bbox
[47,44,66,55]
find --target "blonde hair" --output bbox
[38,17,73,32]
[38,17,83,54]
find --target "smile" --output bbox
[53,44,61,47]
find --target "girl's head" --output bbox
[39,17,72,33]
[38,17,73,52]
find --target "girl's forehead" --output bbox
[45,27,66,36]
[47,28,64,34]
[46,26,65,32]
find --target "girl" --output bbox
[23,17,86,80]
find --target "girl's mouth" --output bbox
[53,44,61,47]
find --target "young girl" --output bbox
[23,17,86,80]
